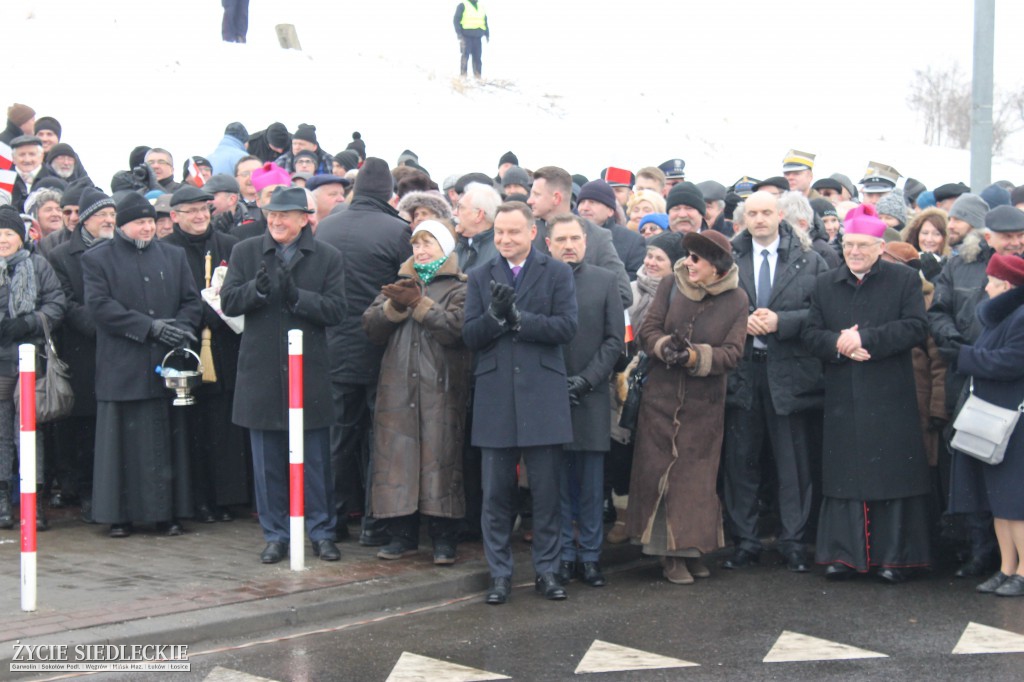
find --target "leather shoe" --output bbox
[722,548,759,569]
[556,560,575,585]
[157,520,184,536]
[977,571,1010,594]
[195,505,217,524]
[581,562,607,587]
[785,550,810,573]
[216,507,234,522]
[485,577,511,605]
[955,555,997,578]
[877,567,906,584]
[312,539,341,561]
[824,563,855,580]
[359,529,390,547]
[109,523,132,538]
[535,573,568,600]
[995,574,1024,597]
[260,541,287,564]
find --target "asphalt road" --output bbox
[72,554,1024,682]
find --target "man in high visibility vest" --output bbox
[453,1,489,79]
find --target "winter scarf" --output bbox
[414,257,447,285]
[0,249,37,321]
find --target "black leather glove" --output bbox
[567,376,591,406]
[928,416,949,433]
[505,302,521,331]
[919,252,943,282]
[279,267,299,307]
[0,315,33,344]
[488,281,515,320]
[255,262,271,297]
[150,319,198,347]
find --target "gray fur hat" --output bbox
[396,190,452,222]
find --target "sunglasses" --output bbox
[686,252,702,263]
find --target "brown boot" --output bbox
[663,557,694,584]
[686,557,710,578]
[605,493,629,544]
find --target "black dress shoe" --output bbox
[995,575,1024,597]
[486,577,511,604]
[157,520,184,536]
[359,529,390,547]
[109,523,132,538]
[260,541,288,564]
[955,555,996,578]
[581,562,607,587]
[556,560,575,585]
[877,567,906,584]
[824,563,855,580]
[977,571,1010,594]
[722,548,759,569]
[535,573,568,600]
[785,551,810,573]
[216,507,234,522]
[195,505,217,524]
[312,539,341,561]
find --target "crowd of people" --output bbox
[2,101,1024,603]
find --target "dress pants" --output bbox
[482,445,561,578]
[559,450,605,563]
[723,360,813,554]
[250,428,335,543]
[330,381,386,534]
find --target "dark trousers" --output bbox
[461,388,482,539]
[330,381,384,531]
[386,513,461,547]
[723,361,813,554]
[481,445,561,578]
[221,0,249,42]
[186,391,249,509]
[559,450,605,562]
[460,36,483,77]
[250,427,335,543]
[53,415,96,500]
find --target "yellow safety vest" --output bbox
[460,1,487,31]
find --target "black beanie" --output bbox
[46,142,76,162]
[665,181,706,217]
[0,205,27,242]
[116,192,157,227]
[34,116,61,138]
[577,179,617,210]
[334,149,360,172]
[810,198,837,219]
[499,151,518,167]
[225,121,249,143]
[61,178,93,208]
[648,231,685,265]
[354,157,394,200]
[78,188,116,223]
[346,131,366,159]
[265,122,290,150]
[293,124,318,145]
[128,145,151,169]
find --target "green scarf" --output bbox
[413,257,447,285]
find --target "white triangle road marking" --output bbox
[575,639,699,674]
[953,621,1024,655]
[204,666,281,682]
[763,630,888,662]
[386,652,510,682]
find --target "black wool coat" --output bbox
[221,227,345,431]
[47,229,99,414]
[599,218,646,282]
[802,259,930,501]
[563,263,625,452]
[82,233,202,402]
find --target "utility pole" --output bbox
[970,0,995,190]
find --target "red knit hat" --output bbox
[986,254,1024,287]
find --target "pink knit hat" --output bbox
[252,162,292,192]
[843,203,887,238]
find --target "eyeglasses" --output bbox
[147,159,172,167]
[62,208,79,217]
[174,206,210,216]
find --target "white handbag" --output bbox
[950,378,1024,465]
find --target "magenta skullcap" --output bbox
[251,162,293,192]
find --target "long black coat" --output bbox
[82,233,202,402]
[802,259,930,500]
[47,228,98,414]
[220,227,345,431]
[315,195,412,385]
[564,263,624,451]
[599,218,646,282]
[727,223,830,415]
[455,228,499,273]
[462,249,578,448]
[161,224,240,393]
[534,217,632,309]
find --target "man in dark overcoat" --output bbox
[722,192,830,573]
[221,187,345,564]
[82,192,202,538]
[545,215,624,588]
[162,185,247,521]
[462,201,578,604]
[47,188,116,520]
[802,213,930,583]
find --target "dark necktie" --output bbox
[757,249,771,309]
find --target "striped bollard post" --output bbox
[288,330,305,571]
[19,344,37,611]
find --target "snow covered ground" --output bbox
[4,0,1023,191]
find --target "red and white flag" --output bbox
[624,310,634,343]
[186,158,205,187]
[0,141,12,171]
[0,169,15,194]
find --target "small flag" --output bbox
[187,158,205,187]
[0,169,15,194]
[0,141,12,171]
[624,310,634,343]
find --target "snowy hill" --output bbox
[4,0,1023,191]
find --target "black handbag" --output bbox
[618,352,650,431]
[14,314,74,423]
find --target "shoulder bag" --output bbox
[14,314,75,423]
[950,377,1023,465]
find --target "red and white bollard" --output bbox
[19,343,36,611]
[288,330,305,571]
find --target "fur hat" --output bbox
[949,193,990,230]
[7,103,34,127]
[397,190,452,222]
[116,192,157,227]
[665,182,706,217]
[354,157,394,201]
[987,253,1024,287]
[682,230,733,274]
